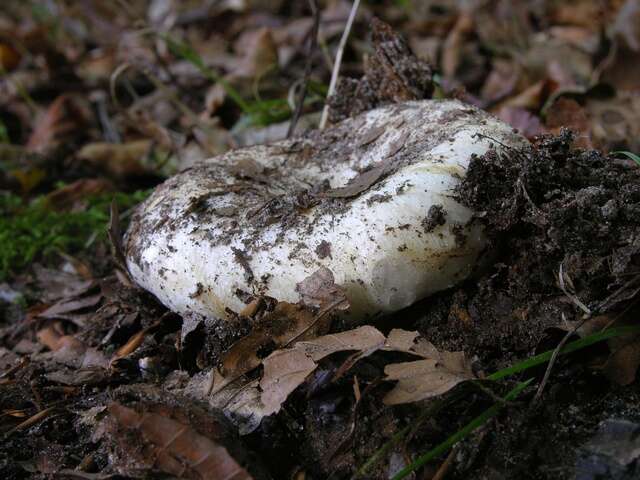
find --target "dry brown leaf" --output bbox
[610,0,640,51]
[36,291,102,327]
[27,95,91,153]
[559,313,640,386]
[294,266,348,310]
[322,164,390,199]
[44,179,114,211]
[500,79,553,111]
[36,323,84,352]
[548,0,614,30]
[383,328,440,358]
[231,27,279,79]
[586,94,640,152]
[481,59,520,104]
[382,350,474,405]
[495,106,547,139]
[209,302,316,395]
[0,42,20,71]
[108,403,253,480]
[441,13,474,79]
[545,97,593,149]
[209,268,348,395]
[260,326,386,415]
[604,337,640,385]
[205,325,475,431]
[76,140,153,180]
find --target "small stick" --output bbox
[531,313,578,405]
[287,0,321,138]
[319,0,360,130]
[5,406,56,437]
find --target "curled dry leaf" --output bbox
[294,266,349,310]
[108,403,253,480]
[260,326,386,415]
[382,351,474,405]
[205,324,472,431]
[27,94,91,153]
[209,268,347,396]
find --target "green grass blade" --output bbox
[487,325,640,381]
[354,324,640,477]
[612,151,640,167]
[161,34,251,113]
[390,379,533,480]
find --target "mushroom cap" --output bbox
[125,100,528,320]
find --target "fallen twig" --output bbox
[319,0,360,130]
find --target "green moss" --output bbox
[0,190,149,280]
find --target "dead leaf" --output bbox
[604,337,640,385]
[76,140,153,179]
[383,328,440,358]
[37,292,102,325]
[545,97,593,148]
[45,179,114,211]
[108,403,253,480]
[496,106,547,139]
[210,302,326,395]
[259,326,386,415]
[27,95,91,153]
[322,164,390,198]
[442,13,474,79]
[382,350,474,405]
[586,93,640,152]
[232,27,279,79]
[481,59,520,104]
[500,79,554,111]
[559,313,640,386]
[111,318,164,362]
[609,0,640,50]
[0,42,20,71]
[295,266,348,310]
[36,323,83,352]
[33,265,95,302]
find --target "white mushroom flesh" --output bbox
[125,100,528,320]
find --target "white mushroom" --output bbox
[125,100,528,320]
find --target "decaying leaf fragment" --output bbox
[203,325,473,431]
[108,402,253,480]
[209,268,348,396]
[260,325,387,415]
[382,351,474,405]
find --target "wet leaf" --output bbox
[108,403,253,480]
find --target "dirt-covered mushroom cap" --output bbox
[125,100,528,320]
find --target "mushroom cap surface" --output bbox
[125,100,528,320]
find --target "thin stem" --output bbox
[319,0,360,130]
[390,379,533,480]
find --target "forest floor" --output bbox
[2,1,640,479]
